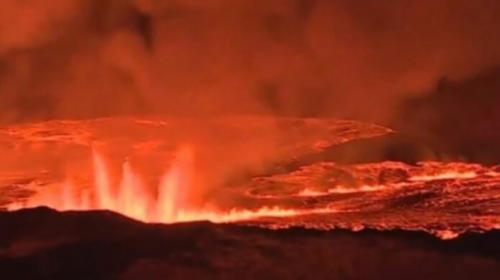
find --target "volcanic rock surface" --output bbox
[2,208,500,280]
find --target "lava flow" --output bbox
[3,117,500,239]
[6,146,336,224]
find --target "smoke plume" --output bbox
[1,0,500,123]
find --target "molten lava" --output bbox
[7,146,336,223]
[3,117,500,240]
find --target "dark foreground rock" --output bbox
[1,207,500,280]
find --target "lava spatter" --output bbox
[2,117,500,239]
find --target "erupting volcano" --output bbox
[2,117,500,240]
[6,145,336,223]
[3,1,500,278]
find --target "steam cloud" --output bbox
[1,0,500,124]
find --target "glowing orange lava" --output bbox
[408,171,478,182]
[7,146,336,223]
[4,118,500,239]
[297,185,389,197]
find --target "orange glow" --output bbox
[408,171,478,182]
[435,230,460,240]
[7,146,337,223]
[4,118,500,240]
[297,185,388,197]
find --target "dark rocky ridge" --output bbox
[1,207,500,280]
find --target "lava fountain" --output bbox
[7,145,336,223]
[5,117,500,239]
